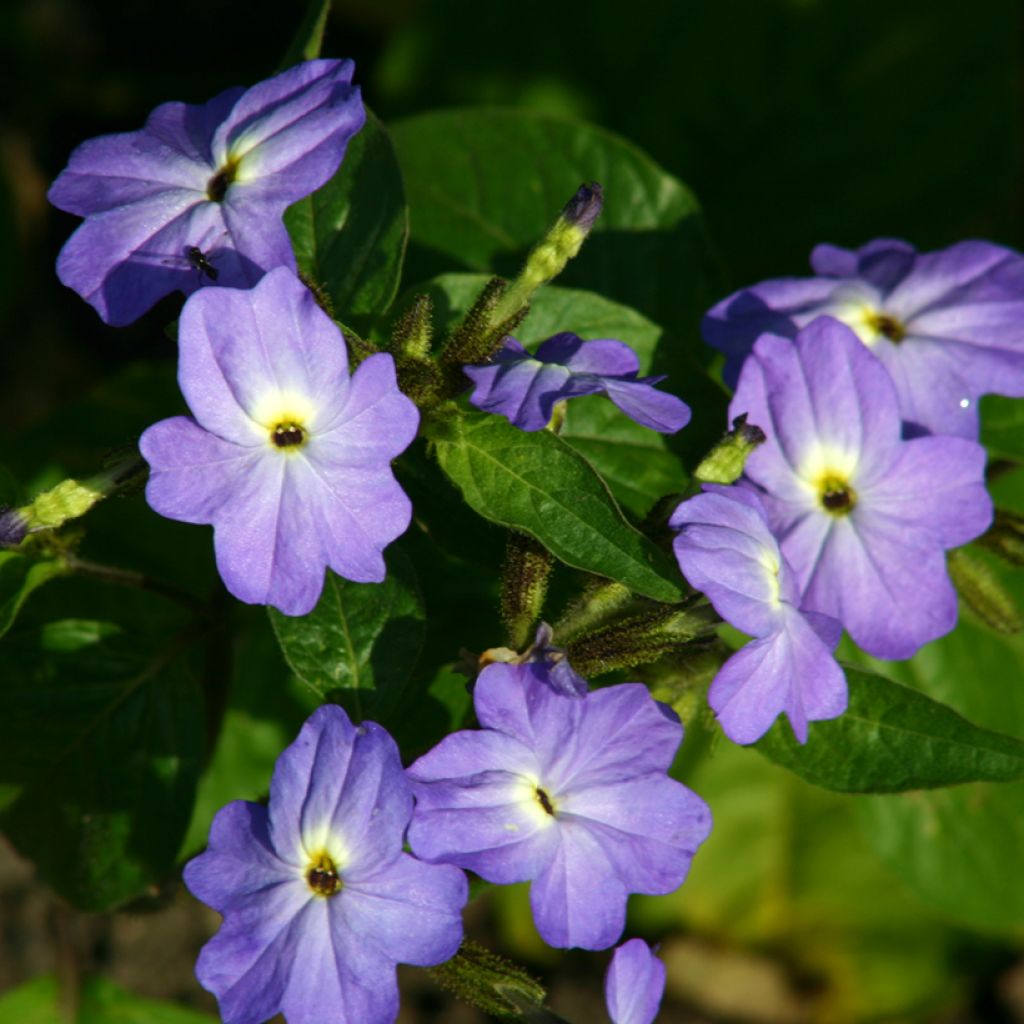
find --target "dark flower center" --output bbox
[868,311,906,343]
[819,476,857,515]
[206,158,239,202]
[272,422,306,449]
[535,787,555,817]
[306,854,342,898]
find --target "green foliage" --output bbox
[277,0,332,69]
[756,667,1024,792]
[285,109,408,330]
[268,551,425,722]
[0,974,217,1023]
[431,411,684,604]
[0,618,203,910]
[0,550,66,638]
[390,108,717,345]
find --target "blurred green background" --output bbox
[1,0,1023,1021]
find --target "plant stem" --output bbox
[65,556,206,614]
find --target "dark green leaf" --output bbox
[980,394,1024,461]
[756,667,1024,793]
[0,551,66,638]
[391,108,717,344]
[0,974,217,1023]
[285,110,407,329]
[268,551,425,721]
[277,0,331,69]
[0,619,204,910]
[431,411,684,603]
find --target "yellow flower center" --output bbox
[817,473,857,516]
[270,421,307,450]
[206,157,240,202]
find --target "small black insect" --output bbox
[184,245,219,281]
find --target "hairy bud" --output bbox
[500,532,554,649]
[694,413,766,485]
[948,548,1022,635]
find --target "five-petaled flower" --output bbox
[464,333,691,433]
[605,939,666,1024]
[407,662,712,951]
[730,317,992,659]
[703,238,1024,438]
[671,484,846,743]
[49,59,364,325]
[184,705,467,1024]
[140,266,418,615]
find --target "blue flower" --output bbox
[184,705,467,1024]
[464,334,691,433]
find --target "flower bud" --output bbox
[694,413,766,484]
[429,941,550,1020]
[500,531,554,648]
[948,548,1022,634]
[0,506,29,548]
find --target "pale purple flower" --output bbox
[184,705,467,1024]
[605,939,665,1024]
[703,238,1024,438]
[49,59,364,325]
[731,317,992,659]
[407,663,712,951]
[670,485,846,744]
[464,334,691,433]
[140,267,418,616]
[518,622,589,698]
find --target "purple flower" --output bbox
[731,317,992,659]
[184,705,466,1024]
[703,238,1024,438]
[464,334,691,433]
[140,267,417,615]
[49,59,364,325]
[605,940,665,1024]
[515,622,589,698]
[407,663,712,951]
[671,485,846,744]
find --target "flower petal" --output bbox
[605,939,666,1024]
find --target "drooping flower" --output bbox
[140,267,418,615]
[49,59,364,325]
[605,939,666,1024]
[730,317,992,659]
[670,485,846,743]
[480,622,589,698]
[184,705,466,1024]
[464,334,691,433]
[703,238,1024,438]
[407,663,712,951]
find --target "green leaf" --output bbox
[0,974,217,1023]
[755,667,1024,793]
[277,0,332,69]
[181,609,316,857]
[431,411,684,603]
[980,394,1024,461]
[0,619,204,910]
[0,550,66,638]
[407,274,694,513]
[268,551,425,722]
[285,109,408,329]
[391,108,717,344]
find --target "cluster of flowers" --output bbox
[673,241,1024,743]
[47,49,1024,1024]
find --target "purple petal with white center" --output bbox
[265,707,412,873]
[48,60,364,324]
[670,486,792,637]
[605,939,666,1024]
[542,334,639,376]
[213,59,363,203]
[708,607,847,744]
[530,822,627,949]
[464,353,576,431]
[341,853,467,966]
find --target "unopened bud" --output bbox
[977,509,1024,567]
[501,531,554,649]
[948,548,1022,634]
[390,294,434,360]
[0,506,29,548]
[694,413,766,485]
[429,941,549,1019]
[491,181,605,324]
[561,181,604,233]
